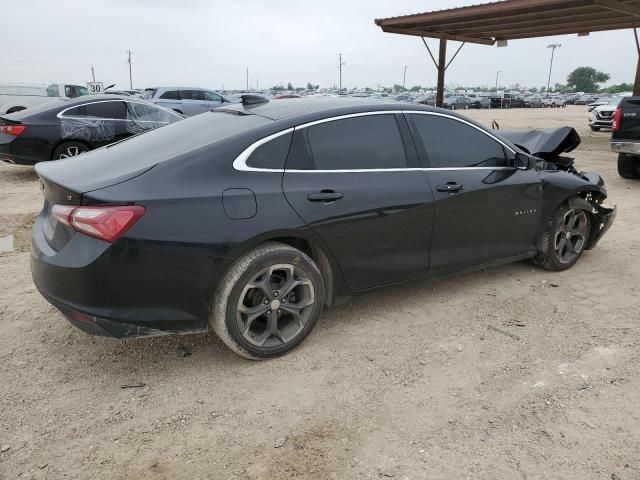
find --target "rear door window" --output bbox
[63,101,127,120]
[289,114,408,170]
[180,90,206,101]
[159,90,180,100]
[409,114,509,168]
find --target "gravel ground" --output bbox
[1,106,639,480]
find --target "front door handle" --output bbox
[436,182,464,193]
[307,190,344,203]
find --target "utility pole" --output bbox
[495,70,500,92]
[91,66,95,82]
[246,67,249,91]
[338,53,345,94]
[256,79,259,90]
[547,43,561,93]
[127,50,133,89]
[402,65,408,90]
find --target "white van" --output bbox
[0,83,89,114]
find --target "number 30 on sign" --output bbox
[87,82,104,95]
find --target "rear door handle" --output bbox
[307,190,344,203]
[436,182,464,193]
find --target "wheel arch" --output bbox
[229,231,351,308]
[538,187,607,251]
[50,138,93,160]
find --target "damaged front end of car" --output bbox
[500,126,616,249]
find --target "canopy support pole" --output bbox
[436,39,447,108]
[634,27,640,96]
[422,38,465,108]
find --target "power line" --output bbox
[338,53,346,94]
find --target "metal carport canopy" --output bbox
[375,0,640,106]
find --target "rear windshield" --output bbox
[35,111,272,193]
[1,98,68,121]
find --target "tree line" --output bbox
[271,67,630,94]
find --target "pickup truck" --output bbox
[610,96,640,178]
[0,83,89,114]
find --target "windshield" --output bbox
[141,89,157,100]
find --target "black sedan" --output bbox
[31,98,615,359]
[0,95,182,165]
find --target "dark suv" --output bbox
[610,96,640,178]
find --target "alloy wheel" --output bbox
[554,209,589,264]
[58,146,85,159]
[236,264,315,348]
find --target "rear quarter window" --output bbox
[246,131,293,169]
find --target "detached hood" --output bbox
[499,127,580,160]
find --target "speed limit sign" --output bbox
[87,82,104,95]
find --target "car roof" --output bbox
[145,86,213,91]
[1,95,148,122]
[216,97,439,121]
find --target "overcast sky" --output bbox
[1,0,635,91]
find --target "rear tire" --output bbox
[618,154,640,179]
[533,202,591,271]
[52,141,90,160]
[211,242,325,360]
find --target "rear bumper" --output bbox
[610,141,640,156]
[30,212,228,338]
[0,141,43,165]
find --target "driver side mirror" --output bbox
[515,152,534,170]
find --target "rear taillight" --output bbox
[0,125,27,136]
[51,204,145,242]
[612,106,622,132]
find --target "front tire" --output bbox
[211,242,325,360]
[533,203,591,271]
[618,153,640,179]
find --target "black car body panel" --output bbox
[0,95,182,165]
[31,98,615,339]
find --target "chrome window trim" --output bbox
[232,128,295,172]
[56,99,181,123]
[232,110,516,173]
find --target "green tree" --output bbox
[306,82,319,91]
[567,67,610,92]
[271,84,285,92]
[530,87,538,93]
[287,82,294,91]
[410,85,421,92]
[601,82,633,94]
[393,84,405,92]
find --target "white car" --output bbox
[589,97,623,131]
[0,83,89,114]
[541,96,566,108]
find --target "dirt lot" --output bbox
[1,106,639,480]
